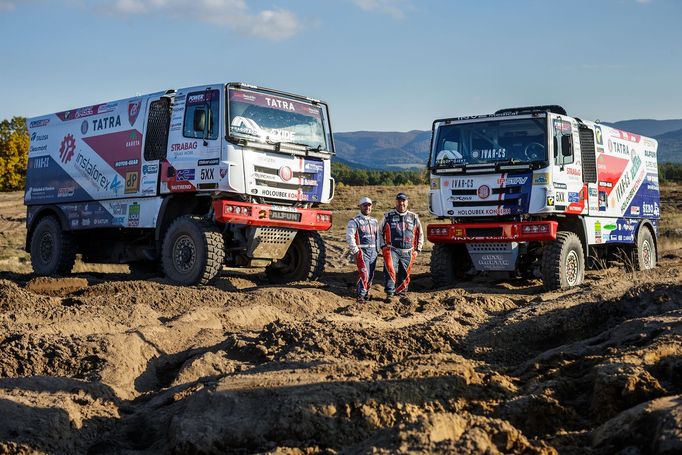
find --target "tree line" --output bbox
[332,162,428,187]
[659,162,682,183]
[1,115,681,191]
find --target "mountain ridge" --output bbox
[334,119,682,169]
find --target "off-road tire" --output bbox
[30,216,76,276]
[265,230,325,283]
[541,231,585,291]
[631,227,656,271]
[430,243,470,288]
[431,244,455,288]
[161,216,225,286]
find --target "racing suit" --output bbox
[380,209,424,295]
[346,214,380,300]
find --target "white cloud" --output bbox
[100,0,301,40]
[0,1,16,12]
[352,0,410,19]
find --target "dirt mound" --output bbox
[2,186,682,453]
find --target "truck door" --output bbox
[162,86,223,194]
[141,96,172,196]
[551,116,585,214]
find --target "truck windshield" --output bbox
[228,87,330,151]
[432,118,547,168]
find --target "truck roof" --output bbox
[432,105,568,126]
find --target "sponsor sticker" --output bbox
[533,173,550,185]
[176,169,196,181]
[128,101,141,126]
[143,164,159,174]
[497,176,527,185]
[125,172,139,193]
[128,204,140,226]
[30,119,50,128]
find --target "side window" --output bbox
[183,90,219,140]
[553,119,574,166]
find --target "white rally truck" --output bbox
[25,83,335,285]
[427,105,660,290]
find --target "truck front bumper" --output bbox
[213,200,332,231]
[427,221,558,243]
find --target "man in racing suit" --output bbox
[346,196,380,302]
[380,192,424,301]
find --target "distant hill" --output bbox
[654,128,682,163]
[603,119,682,137]
[333,130,431,170]
[334,119,682,169]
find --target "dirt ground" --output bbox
[1,184,682,454]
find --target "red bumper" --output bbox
[213,200,332,231]
[427,221,558,243]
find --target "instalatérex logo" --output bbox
[59,134,76,163]
[74,153,112,192]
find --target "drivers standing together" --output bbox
[346,192,424,303]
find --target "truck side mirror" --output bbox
[561,135,573,157]
[193,109,206,133]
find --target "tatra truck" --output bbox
[25,83,335,285]
[427,105,659,290]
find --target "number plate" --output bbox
[269,211,301,222]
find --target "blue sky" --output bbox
[1,0,680,132]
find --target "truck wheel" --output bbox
[161,216,225,286]
[632,227,656,271]
[541,231,585,291]
[430,244,470,288]
[265,231,325,283]
[30,216,76,276]
[431,244,456,288]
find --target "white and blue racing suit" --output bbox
[346,214,380,300]
[380,209,424,295]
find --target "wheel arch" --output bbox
[636,219,658,261]
[155,194,214,255]
[25,206,70,253]
[554,216,588,261]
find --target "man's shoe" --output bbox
[385,293,395,303]
[356,296,366,303]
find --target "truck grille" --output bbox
[255,179,315,192]
[467,243,512,253]
[451,186,522,196]
[254,165,315,180]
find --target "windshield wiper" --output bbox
[231,130,264,140]
[267,140,325,153]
